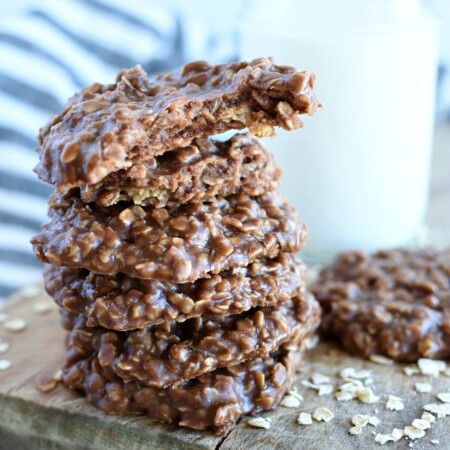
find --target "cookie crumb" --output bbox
[248,417,271,429]
[297,412,313,425]
[431,439,439,445]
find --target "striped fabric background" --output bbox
[0,0,239,300]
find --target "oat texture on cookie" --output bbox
[31,58,321,435]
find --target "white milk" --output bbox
[240,0,438,263]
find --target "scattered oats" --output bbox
[368,416,381,427]
[404,426,425,440]
[312,373,331,384]
[287,388,303,402]
[340,367,372,380]
[313,407,334,422]
[349,425,363,435]
[19,284,42,298]
[0,312,9,323]
[297,412,313,425]
[391,428,405,441]
[281,394,301,408]
[431,439,439,445]
[364,378,374,386]
[36,374,58,393]
[3,318,27,332]
[0,341,9,353]
[53,369,63,381]
[422,403,450,418]
[340,379,364,393]
[350,415,378,430]
[335,391,354,402]
[307,334,320,349]
[437,392,450,403]
[370,355,394,366]
[340,367,356,379]
[403,366,420,376]
[415,382,432,393]
[352,414,371,427]
[318,384,333,396]
[421,412,436,423]
[32,301,57,314]
[20,284,41,298]
[0,359,12,370]
[301,380,333,396]
[417,359,446,377]
[248,417,271,429]
[386,395,404,411]
[356,387,380,404]
[374,433,394,445]
[411,419,430,430]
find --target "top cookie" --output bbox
[34,58,320,189]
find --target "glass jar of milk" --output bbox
[240,0,438,263]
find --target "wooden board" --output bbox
[1,287,450,450]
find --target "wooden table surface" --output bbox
[0,125,449,450]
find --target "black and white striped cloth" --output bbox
[0,0,238,301]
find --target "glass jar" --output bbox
[239,0,438,263]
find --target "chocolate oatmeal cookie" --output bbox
[79,133,280,207]
[32,190,306,282]
[314,248,450,362]
[62,340,308,435]
[60,292,320,388]
[34,58,320,189]
[44,253,305,331]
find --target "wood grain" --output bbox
[1,125,449,449]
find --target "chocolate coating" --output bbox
[35,58,320,189]
[44,253,305,331]
[59,292,320,388]
[32,189,306,283]
[62,338,309,435]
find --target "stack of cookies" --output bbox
[31,58,321,434]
